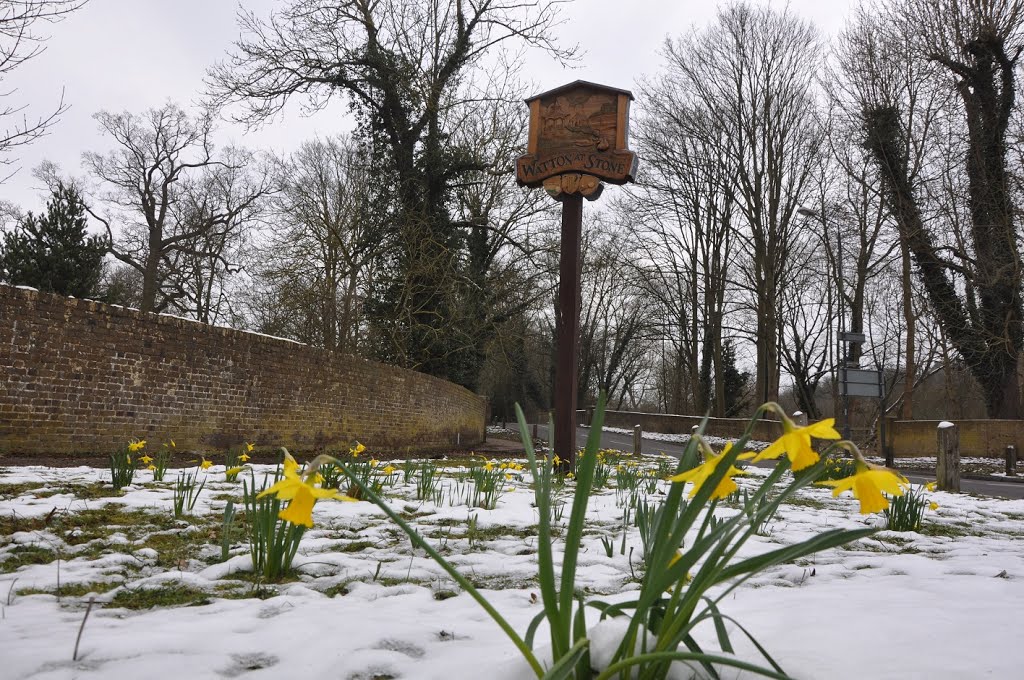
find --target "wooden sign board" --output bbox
[516,80,638,188]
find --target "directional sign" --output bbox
[845,369,880,384]
[840,331,866,344]
[840,368,882,398]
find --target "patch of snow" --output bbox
[0,459,1022,679]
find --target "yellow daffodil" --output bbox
[566,472,575,479]
[238,453,250,462]
[199,457,212,470]
[383,465,396,475]
[351,442,366,457]
[552,454,561,466]
[139,455,153,465]
[258,452,356,527]
[246,442,255,452]
[925,481,937,492]
[669,443,750,499]
[484,461,494,472]
[128,439,146,452]
[169,440,176,448]
[754,415,840,471]
[369,458,380,467]
[225,465,245,478]
[929,501,939,511]
[147,464,156,471]
[505,473,513,481]
[820,462,910,514]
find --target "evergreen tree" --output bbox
[0,184,107,297]
[721,340,752,417]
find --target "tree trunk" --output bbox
[140,231,161,313]
[900,237,915,419]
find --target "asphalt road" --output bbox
[532,423,1024,500]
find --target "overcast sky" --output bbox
[1,0,853,212]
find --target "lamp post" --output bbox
[798,206,851,440]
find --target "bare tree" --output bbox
[208,0,573,386]
[82,102,272,315]
[852,0,1024,418]
[574,219,656,410]
[660,2,825,407]
[248,136,379,352]
[778,234,833,419]
[0,0,86,176]
[626,94,736,416]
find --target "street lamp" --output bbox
[797,206,852,440]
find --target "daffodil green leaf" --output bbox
[540,638,590,680]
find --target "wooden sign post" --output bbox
[516,80,637,468]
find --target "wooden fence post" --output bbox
[633,425,642,456]
[1006,445,1017,477]
[936,421,960,493]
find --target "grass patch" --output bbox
[0,512,51,537]
[782,495,830,510]
[0,482,48,499]
[340,540,377,553]
[322,582,351,598]
[142,529,214,568]
[0,544,58,572]
[230,570,301,585]
[214,581,280,600]
[107,583,212,610]
[917,522,972,539]
[53,483,122,500]
[17,581,119,598]
[60,506,182,545]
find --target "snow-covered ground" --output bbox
[605,426,1018,475]
[1,457,1022,679]
[604,426,772,452]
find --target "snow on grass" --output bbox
[604,427,772,451]
[1,456,1023,679]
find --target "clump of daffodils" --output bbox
[224,441,254,482]
[110,439,142,490]
[145,440,174,482]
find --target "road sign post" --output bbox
[517,80,638,469]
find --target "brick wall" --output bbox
[0,285,486,456]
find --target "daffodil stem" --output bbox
[834,440,868,466]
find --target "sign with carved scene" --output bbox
[516,80,638,189]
